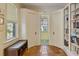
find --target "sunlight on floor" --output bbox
[40,45,48,56]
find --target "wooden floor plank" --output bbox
[23,45,67,56]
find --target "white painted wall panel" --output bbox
[49,9,64,49]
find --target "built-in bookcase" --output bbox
[64,5,70,49]
[64,3,79,56]
[70,3,79,55]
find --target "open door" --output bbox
[40,15,49,45]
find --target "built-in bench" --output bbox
[4,40,28,56]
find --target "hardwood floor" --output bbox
[23,45,67,56]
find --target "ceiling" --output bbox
[21,3,67,12]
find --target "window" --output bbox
[40,19,48,32]
[7,22,16,40]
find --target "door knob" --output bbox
[35,32,37,35]
[53,32,55,35]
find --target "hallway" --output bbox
[0,3,79,56]
[23,45,67,56]
[0,3,66,56]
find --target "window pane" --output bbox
[41,19,48,32]
[7,22,16,40]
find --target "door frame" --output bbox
[39,14,50,45]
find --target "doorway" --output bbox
[40,15,49,45]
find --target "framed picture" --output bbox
[0,17,4,25]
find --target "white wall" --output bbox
[20,9,27,39]
[20,8,40,48]
[49,9,64,49]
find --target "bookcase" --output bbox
[70,3,79,55]
[64,3,79,56]
[64,5,70,50]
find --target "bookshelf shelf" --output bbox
[71,8,79,12]
[64,3,79,56]
[71,43,79,48]
[70,3,79,55]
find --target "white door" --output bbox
[26,12,40,48]
[49,10,64,49]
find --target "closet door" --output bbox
[50,10,64,49]
[26,12,40,48]
[50,12,58,45]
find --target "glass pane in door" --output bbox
[40,16,49,45]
